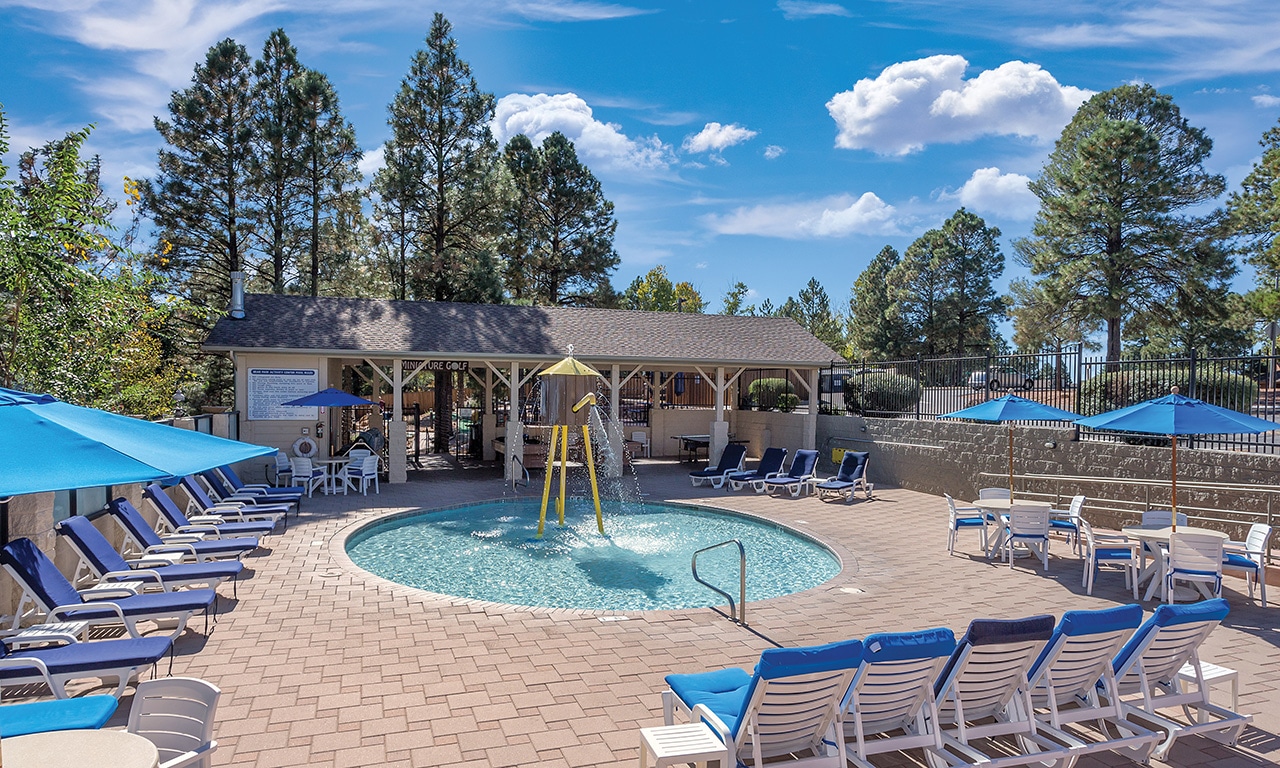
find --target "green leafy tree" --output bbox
[501,132,619,306]
[247,29,306,293]
[779,278,846,354]
[721,281,755,316]
[1016,84,1226,361]
[379,13,505,450]
[623,266,703,312]
[848,245,908,359]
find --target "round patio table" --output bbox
[315,457,350,495]
[1121,525,1230,601]
[5,729,158,768]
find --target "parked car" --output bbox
[968,366,1036,391]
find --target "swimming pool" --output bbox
[344,499,840,611]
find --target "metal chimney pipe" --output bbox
[229,271,246,319]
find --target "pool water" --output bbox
[345,500,840,611]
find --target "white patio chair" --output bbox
[339,455,380,495]
[630,431,650,458]
[290,457,326,497]
[1048,494,1085,556]
[978,487,1011,500]
[271,451,293,486]
[1163,532,1224,604]
[945,494,985,555]
[127,677,221,768]
[1080,519,1138,599]
[1223,523,1270,607]
[1004,506,1050,571]
[1141,509,1188,527]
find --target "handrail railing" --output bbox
[692,539,747,625]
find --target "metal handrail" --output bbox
[691,539,747,625]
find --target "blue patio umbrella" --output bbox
[940,394,1082,500]
[280,387,376,407]
[0,387,276,497]
[1076,389,1280,529]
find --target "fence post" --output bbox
[985,351,993,402]
[915,354,922,420]
[1187,347,1197,399]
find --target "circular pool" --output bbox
[344,499,840,611]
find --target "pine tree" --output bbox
[247,29,306,293]
[1227,117,1280,319]
[1016,84,1225,361]
[721,281,754,315]
[501,132,619,306]
[847,245,907,359]
[779,278,846,354]
[934,209,1004,355]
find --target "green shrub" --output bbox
[747,377,795,410]
[777,393,800,413]
[1078,366,1258,417]
[843,374,921,415]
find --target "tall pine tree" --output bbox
[847,245,907,359]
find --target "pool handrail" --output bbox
[691,539,747,625]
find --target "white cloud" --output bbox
[357,145,385,178]
[703,192,903,239]
[940,167,1039,220]
[507,0,653,20]
[763,144,785,159]
[777,1,851,20]
[826,55,1092,155]
[1253,94,1280,108]
[492,92,675,173]
[682,122,757,154]
[695,261,708,269]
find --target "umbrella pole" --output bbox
[1171,434,1177,532]
[1008,425,1015,502]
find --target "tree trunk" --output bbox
[1106,316,1122,366]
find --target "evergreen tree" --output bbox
[1226,117,1280,319]
[380,13,505,450]
[247,29,306,293]
[292,69,362,296]
[623,265,704,312]
[1016,84,1225,361]
[144,38,256,400]
[371,150,415,301]
[847,245,907,359]
[779,278,846,354]
[501,132,619,306]
[934,209,1004,355]
[721,281,754,315]
[888,231,949,356]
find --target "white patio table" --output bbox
[1121,525,1229,601]
[971,498,1053,558]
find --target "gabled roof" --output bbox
[204,294,841,368]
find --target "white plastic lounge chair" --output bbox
[0,695,118,736]
[109,498,259,562]
[726,447,787,492]
[945,494,986,555]
[814,451,872,502]
[1103,598,1249,759]
[179,476,291,524]
[199,471,297,524]
[1003,506,1051,571]
[1080,519,1138,599]
[56,516,242,597]
[1222,523,1270,606]
[759,449,819,497]
[128,677,221,768]
[1,538,216,641]
[689,444,747,487]
[662,637,862,767]
[1021,604,1160,764]
[1048,494,1085,556]
[291,457,326,497]
[1163,532,1224,603]
[931,614,1077,768]
[148,483,278,538]
[0,631,172,698]
[842,627,955,768]
[338,455,380,495]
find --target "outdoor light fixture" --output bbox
[1044,441,1057,449]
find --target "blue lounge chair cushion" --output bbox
[690,445,747,479]
[836,452,869,481]
[762,476,802,487]
[0,695,118,737]
[55,589,216,622]
[728,448,787,484]
[204,519,276,537]
[176,478,291,515]
[1111,598,1229,677]
[220,465,304,496]
[0,636,171,678]
[936,614,1054,696]
[862,628,954,663]
[665,666,752,736]
[57,516,243,583]
[111,499,259,554]
[755,638,863,680]
[206,469,301,501]
[1094,547,1134,561]
[814,479,852,491]
[1223,553,1258,570]
[1031,604,1142,675]
[0,539,84,609]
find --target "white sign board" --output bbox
[247,368,319,421]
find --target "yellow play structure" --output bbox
[535,350,604,537]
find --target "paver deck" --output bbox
[69,461,1280,766]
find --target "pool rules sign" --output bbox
[247,368,319,420]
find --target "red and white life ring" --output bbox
[292,436,318,458]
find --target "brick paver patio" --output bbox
[91,461,1280,766]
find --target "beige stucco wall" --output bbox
[235,352,330,460]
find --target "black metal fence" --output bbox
[821,349,1280,454]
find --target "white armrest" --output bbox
[177,524,224,539]
[187,514,228,524]
[51,601,140,638]
[0,656,56,690]
[160,533,206,543]
[78,581,141,598]
[129,552,183,567]
[689,703,732,746]
[144,542,199,558]
[101,569,170,592]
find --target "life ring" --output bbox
[292,436,318,458]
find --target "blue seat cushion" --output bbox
[1223,553,1258,570]
[189,538,258,556]
[815,480,853,491]
[0,636,172,678]
[57,589,216,622]
[210,520,276,536]
[130,560,243,582]
[665,667,751,736]
[1094,547,1133,561]
[762,477,801,487]
[727,472,761,482]
[863,628,953,663]
[1111,599,1229,677]
[954,518,984,528]
[1050,520,1078,530]
[0,695,118,737]
[1031,604,1142,678]
[689,468,729,478]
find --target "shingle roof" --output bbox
[204,294,841,367]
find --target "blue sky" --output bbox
[2,0,1279,313]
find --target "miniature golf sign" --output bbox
[248,368,318,420]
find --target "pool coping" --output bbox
[326,494,855,621]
